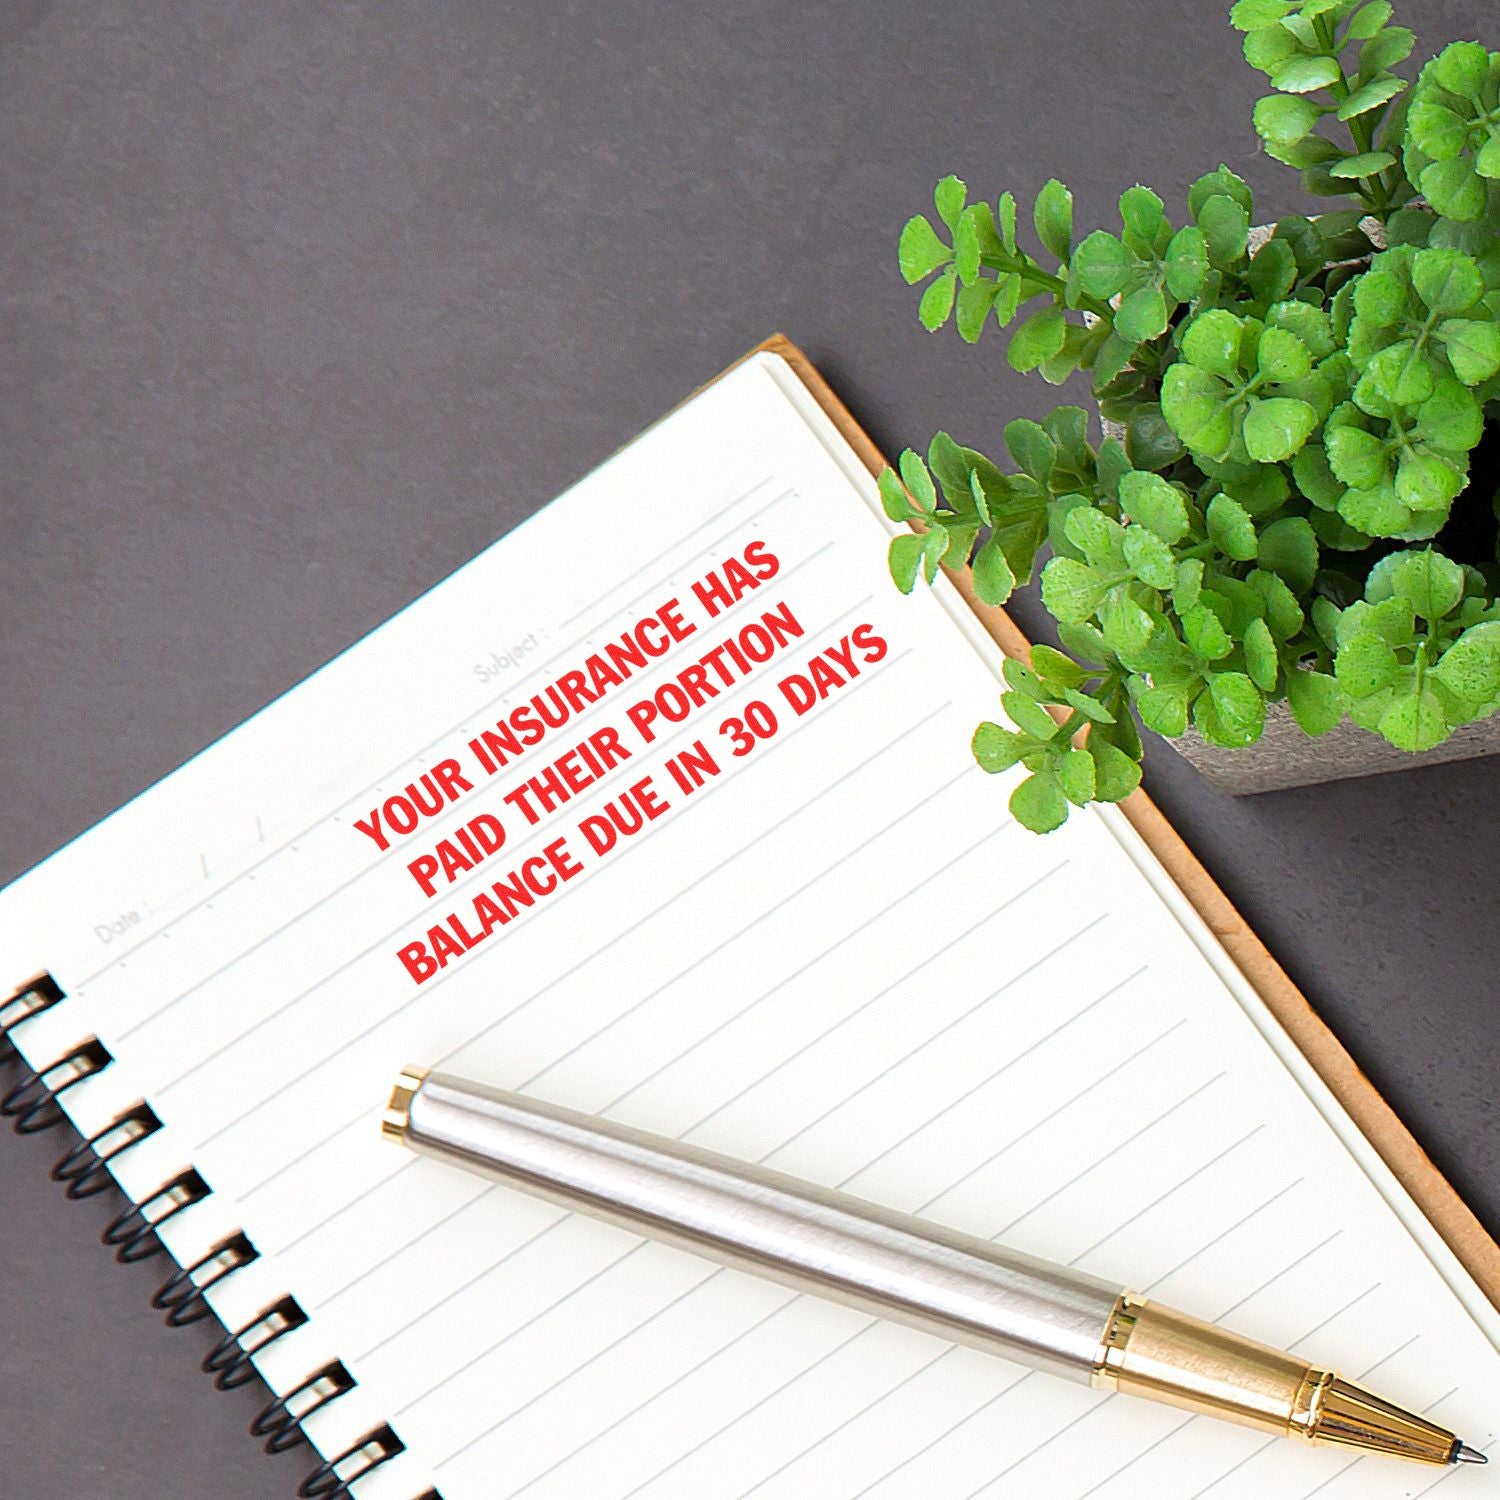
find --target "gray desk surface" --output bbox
[1,3,1494,1496]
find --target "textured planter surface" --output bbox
[1170,701,1500,795]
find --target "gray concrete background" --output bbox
[1,3,1494,1496]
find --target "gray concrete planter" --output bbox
[1168,702,1500,795]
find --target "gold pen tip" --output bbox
[382,1065,429,1143]
[1454,1443,1488,1466]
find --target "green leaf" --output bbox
[899,215,952,284]
[1116,282,1169,343]
[1004,689,1060,740]
[933,175,967,231]
[1244,396,1318,462]
[1367,548,1465,619]
[1415,378,1484,451]
[1089,737,1143,801]
[1271,55,1342,93]
[1182,309,1243,379]
[1254,93,1323,144]
[1326,424,1387,488]
[1230,0,1292,29]
[972,720,1026,772]
[1124,403,1187,472]
[1353,268,1407,326]
[888,532,925,593]
[1412,248,1484,315]
[1164,225,1209,299]
[1360,25,1414,76]
[899,449,937,513]
[1336,74,1405,119]
[1293,442,1346,508]
[1436,320,1500,385]
[1432,622,1500,707]
[1258,515,1320,593]
[1207,492,1259,561]
[1257,326,1313,382]
[1419,159,1488,221]
[952,210,981,284]
[1040,556,1110,623]
[1070,230,1132,298]
[1379,687,1449,751]
[1192,673,1264,747]
[1123,526,1178,588]
[1100,592,1155,659]
[1162,364,1235,458]
[1249,567,1305,640]
[1345,2,1392,41]
[1008,306,1068,372]
[1004,418,1057,484]
[1183,602,1233,661]
[1175,558,1205,613]
[1248,239,1297,303]
[1010,768,1070,833]
[1198,194,1250,269]
[972,537,1018,606]
[1192,165,1255,218]
[1286,667,1344,734]
[1330,150,1398,178]
[1030,644,1089,690]
[878,467,917,522]
[918,524,949,583]
[1137,683,1189,737]
[1058,747,1097,806]
[955,279,998,342]
[1396,449,1465,513]
[918,268,958,330]
[1034,178,1074,261]
[1335,633,1400,696]
[1064,687,1114,723]
[1430,40,1490,97]
[1119,470,1190,544]
[1119,186,1167,255]
[1244,617,1280,692]
[997,190,1017,250]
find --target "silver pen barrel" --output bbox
[385,1066,1121,1383]
[383,1067,1479,1467]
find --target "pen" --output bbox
[383,1067,1487,1470]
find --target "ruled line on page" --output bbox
[355,817,1024,1367]
[428,1007,1211,1487]
[253,705,964,1230]
[504,1296,815,1500]
[194,630,917,1155]
[612,859,1074,1133]
[840,966,1149,1190]
[1144,1179,1305,1291]
[77,477,790,990]
[606,1146,1320,1500]
[127,546,847,1062]
[426,937,1139,1473]
[239,698,964,1210]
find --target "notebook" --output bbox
[1,339,1496,1500]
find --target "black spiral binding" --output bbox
[2,974,444,1500]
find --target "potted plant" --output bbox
[884,0,1500,830]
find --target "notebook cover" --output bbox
[748,330,1500,1315]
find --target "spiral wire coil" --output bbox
[2,974,437,1500]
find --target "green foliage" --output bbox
[1405,42,1500,222]
[884,1,1500,832]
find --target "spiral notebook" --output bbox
[2,338,1497,1500]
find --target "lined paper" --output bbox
[2,351,1496,1500]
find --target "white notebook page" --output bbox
[2,350,1496,1500]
